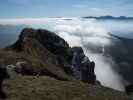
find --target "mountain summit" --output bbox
[0,28,132,100]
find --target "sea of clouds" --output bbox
[48,18,126,91]
[0,17,128,91]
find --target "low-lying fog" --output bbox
[0,18,133,91]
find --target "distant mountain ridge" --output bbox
[82,16,133,20]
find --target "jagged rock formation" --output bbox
[0,28,132,100]
[71,47,96,84]
[7,28,97,84]
[71,47,85,79]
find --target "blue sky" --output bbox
[0,0,133,18]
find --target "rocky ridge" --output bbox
[0,28,132,100]
[7,28,97,83]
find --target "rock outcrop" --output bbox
[71,47,96,84]
[10,28,71,62]
[6,28,97,83]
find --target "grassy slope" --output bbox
[3,76,131,100]
[0,46,72,81]
[0,47,132,100]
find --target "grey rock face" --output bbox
[71,47,85,79]
[71,47,96,84]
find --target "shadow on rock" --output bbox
[0,65,10,99]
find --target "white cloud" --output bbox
[0,18,50,25]
[53,18,110,46]
[50,18,126,91]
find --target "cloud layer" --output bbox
[0,17,127,91]
[46,18,126,91]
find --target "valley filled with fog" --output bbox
[0,18,133,91]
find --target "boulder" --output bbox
[15,61,38,76]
